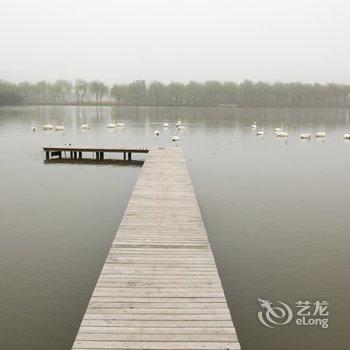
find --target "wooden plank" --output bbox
[77,327,236,335]
[72,147,240,350]
[73,341,240,349]
[43,146,149,154]
[75,333,236,342]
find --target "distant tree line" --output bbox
[1,78,350,107]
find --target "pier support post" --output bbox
[123,153,126,161]
[100,152,104,159]
[96,152,100,159]
[70,151,73,159]
[79,151,82,159]
[59,151,62,159]
[46,151,49,160]
[128,152,131,161]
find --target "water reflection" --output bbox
[0,106,349,350]
[44,159,144,167]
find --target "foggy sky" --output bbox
[1,0,349,84]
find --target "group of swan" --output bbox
[39,123,92,131]
[300,129,327,139]
[37,118,184,142]
[153,118,184,142]
[41,123,65,131]
[252,122,288,137]
[252,122,330,139]
[107,120,125,128]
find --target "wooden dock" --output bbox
[43,146,149,161]
[72,147,240,350]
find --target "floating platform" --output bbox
[43,146,149,161]
[71,147,240,349]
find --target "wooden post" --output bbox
[96,152,100,159]
[59,151,62,159]
[100,152,104,159]
[128,152,131,161]
[70,151,73,159]
[74,151,77,159]
[123,153,126,161]
[79,151,82,159]
[46,151,49,160]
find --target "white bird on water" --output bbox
[154,129,160,136]
[107,121,117,128]
[251,121,257,129]
[177,125,186,131]
[315,128,326,138]
[163,122,169,127]
[172,135,180,142]
[81,124,91,130]
[41,124,53,130]
[115,121,125,127]
[31,125,36,132]
[342,133,350,140]
[300,132,311,139]
[276,129,288,137]
[54,123,65,131]
[256,127,264,136]
[176,118,183,127]
[274,123,284,132]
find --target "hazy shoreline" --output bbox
[2,103,350,109]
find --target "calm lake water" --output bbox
[0,106,349,350]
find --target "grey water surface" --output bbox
[0,106,349,350]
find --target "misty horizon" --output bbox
[3,78,350,86]
[1,0,350,84]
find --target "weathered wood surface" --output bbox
[43,146,149,153]
[72,147,240,350]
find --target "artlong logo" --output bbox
[257,298,293,328]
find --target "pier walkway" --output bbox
[44,146,149,161]
[72,147,240,350]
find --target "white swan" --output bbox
[107,121,117,128]
[251,121,257,129]
[115,121,125,127]
[342,133,350,139]
[176,118,183,127]
[54,123,65,131]
[163,122,169,127]
[31,125,36,132]
[41,124,53,130]
[256,127,264,136]
[300,133,311,139]
[274,123,284,132]
[81,124,90,130]
[154,129,160,136]
[276,130,288,137]
[177,125,186,131]
[172,135,180,142]
[315,128,326,138]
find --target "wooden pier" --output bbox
[71,147,240,350]
[43,146,149,161]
